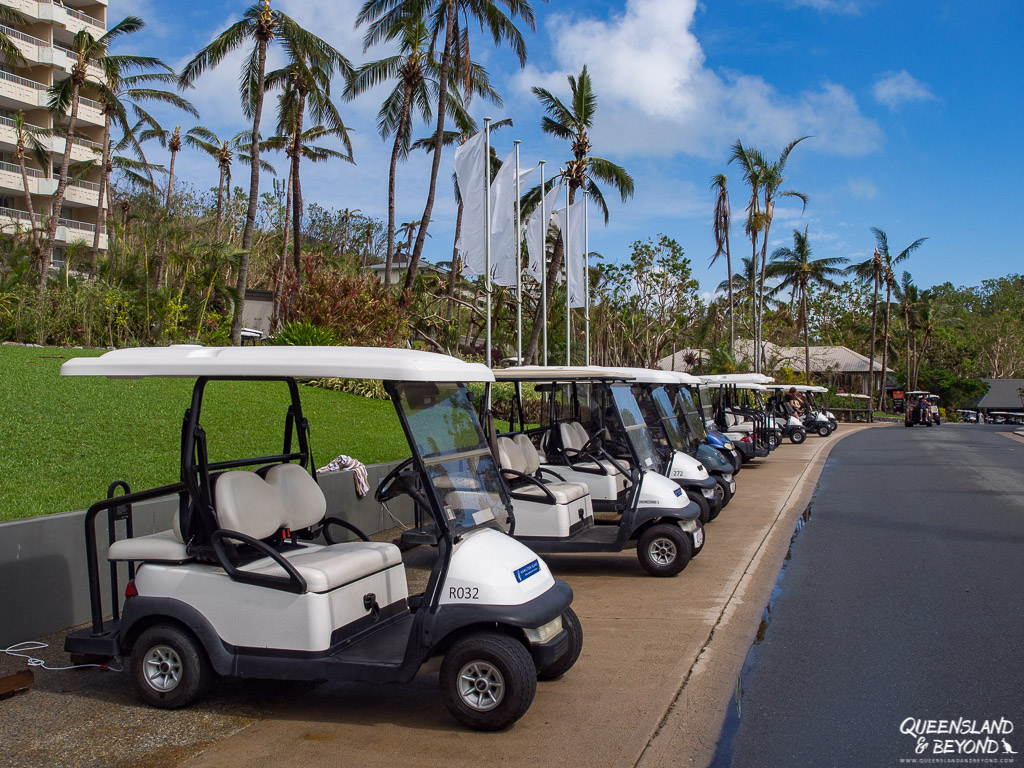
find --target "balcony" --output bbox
[62,6,105,35]
[0,116,100,163]
[52,43,103,78]
[0,159,42,194]
[0,68,48,107]
[0,205,107,249]
[0,23,49,65]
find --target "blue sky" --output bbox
[117,0,1024,296]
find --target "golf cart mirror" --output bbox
[402,382,442,410]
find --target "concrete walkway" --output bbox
[180,427,871,768]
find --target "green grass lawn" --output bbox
[0,346,409,522]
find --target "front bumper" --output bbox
[530,628,570,668]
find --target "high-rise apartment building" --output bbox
[0,0,108,263]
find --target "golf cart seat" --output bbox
[216,465,402,593]
[107,518,191,563]
[496,436,590,505]
[559,421,625,476]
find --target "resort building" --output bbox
[0,0,108,266]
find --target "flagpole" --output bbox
[484,117,492,368]
[540,161,548,366]
[565,182,571,366]
[514,140,522,365]
[584,193,590,366]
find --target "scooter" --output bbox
[484,366,706,576]
[61,346,579,731]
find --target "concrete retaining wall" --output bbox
[0,462,414,648]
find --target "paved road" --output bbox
[711,425,1024,767]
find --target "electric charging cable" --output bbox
[3,641,123,672]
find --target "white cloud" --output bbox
[847,177,877,199]
[786,0,865,14]
[872,70,936,110]
[515,0,882,160]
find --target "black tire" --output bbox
[686,489,711,524]
[817,424,831,438]
[768,431,781,449]
[727,452,742,474]
[789,429,807,445]
[934,417,940,425]
[714,475,734,509]
[130,623,213,709]
[440,632,536,731]
[707,482,725,521]
[905,422,913,427]
[637,523,692,577]
[536,608,583,682]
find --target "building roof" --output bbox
[658,342,893,375]
[973,379,1024,410]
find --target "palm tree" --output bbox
[710,173,733,354]
[346,15,499,286]
[183,127,250,240]
[358,0,536,308]
[10,113,49,255]
[728,141,765,357]
[845,246,884,404]
[522,65,635,364]
[0,6,30,67]
[871,227,927,410]
[893,271,919,388]
[180,0,341,344]
[43,15,145,295]
[767,226,848,383]
[265,35,352,293]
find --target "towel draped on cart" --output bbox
[318,454,369,498]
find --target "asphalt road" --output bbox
[711,425,1024,767]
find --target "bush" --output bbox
[305,377,389,400]
[271,320,339,347]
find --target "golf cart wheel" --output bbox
[904,421,913,427]
[440,632,536,731]
[714,476,733,509]
[130,623,213,709]
[768,432,781,449]
[707,483,725,521]
[686,490,711,525]
[536,608,583,682]
[817,424,831,438]
[637,523,692,577]
[789,429,807,445]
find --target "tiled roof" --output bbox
[974,379,1024,409]
[659,343,893,374]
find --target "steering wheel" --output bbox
[577,434,604,456]
[375,457,416,503]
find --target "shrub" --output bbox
[271,320,339,347]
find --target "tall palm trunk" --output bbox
[878,278,893,411]
[90,113,111,280]
[15,145,37,254]
[231,34,269,344]
[447,198,464,319]
[904,309,911,390]
[271,164,292,331]
[41,77,82,300]
[214,164,226,241]
[867,274,879,401]
[802,284,810,385]
[725,235,733,356]
[290,88,307,293]
[385,82,413,286]
[155,143,178,290]
[400,0,455,306]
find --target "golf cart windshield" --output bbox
[395,382,510,535]
[649,386,690,451]
[609,384,661,472]
[674,386,708,441]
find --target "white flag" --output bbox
[556,200,586,308]
[525,179,563,283]
[491,159,536,287]
[454,131,486,277]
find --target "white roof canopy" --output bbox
[701,373,775,385]
[60,345,495,382]
[591,366,679,384]
[493,365,631,382]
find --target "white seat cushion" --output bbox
[264,463,327,530]
[240,542,402,593]
[215,471,285,540]
[108,530,191,563]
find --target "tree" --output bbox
[265,33,352,294]
[358,0,536,307]
[523,65,635,364]
[184,128,251,240]
[180,0,341,343]
[10,113,49,256]
[845,246,884,410]
[870,227,927,409]
[710,173,733,354]
[767,226,848,383]
[44,15,146,298]
[346,14,498,286]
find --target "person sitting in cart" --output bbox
[783,388,802,417]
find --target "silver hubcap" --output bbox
[649,537,677,566]
[143,645,182,693]
[457,660,504,711]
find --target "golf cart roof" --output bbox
[905,391,931,397]
[844,393,871,400]
[701,373,775,385]
[60,345,495,382]
[592,366,679,384]
[493,365,627,382]
[766,384,828,393]
[669,371,704,386]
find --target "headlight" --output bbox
[524,616,563,644]
[724,442,734,450]
[702,487,716,498]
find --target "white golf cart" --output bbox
[671,372,744,474]
[480,366,704,576]
[702,375,782,451]
[61,346,579,731]
[605,367,735,520]
[767,384,833,438]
